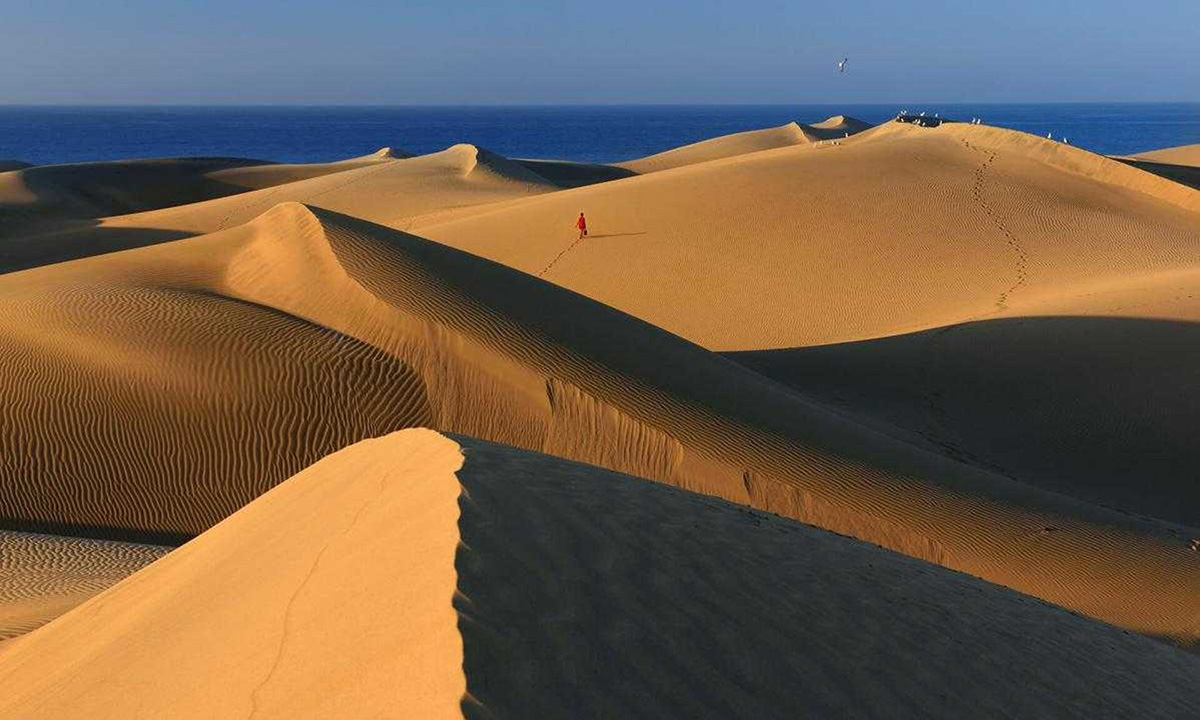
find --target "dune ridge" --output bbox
[0,201,1196,644]
[0,530,168,639]
[1129,143,1200,167]
[1,430,1197,719]
[0,144,556,275]
[418,120,1200,351]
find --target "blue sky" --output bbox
[2,0,1196,104]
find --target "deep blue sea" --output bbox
[1,104,1197,166]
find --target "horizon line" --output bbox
[2,101,1198,109]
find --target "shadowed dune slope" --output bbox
[514,158,637,188]
[0,157,270,231]
[800,114,873,139]
[1115,157,1200,190]
[1130,143,1200,167]
[0,202,1196,643]
[0,531,168,639]
[1,430,1197,719]
[0,144,554,274]
[418,121,1200,351]
[727,312,1200,528]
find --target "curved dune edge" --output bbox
[614,115,872,174]
[1128,143,1200,167]
[1,202,1197,646]
[1,430,1198,719]
[0,143,557,275]
[616,120,817,173]
[418,119,1200,352]
[0,531,169,639]
[0,429,468,719]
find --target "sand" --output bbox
[1115,143,1200,190]
[418,121,1200,350]
[0,144,553,274]
[1129,142,1200,167]
[0,430,1196,719]
[1,117,1199,712]
[0,196,1196,645]
[615,115,869,174]
[0,530,168,639]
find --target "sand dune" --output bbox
[616,122,815,173]
[418,121,1200,351]
[0,200,1196,644]
[801,113,873,139]
[0,144,553,275]
[0,530,168,639]
[0,161,30,173]
[1130,142,1200,166]
[615,115,869,175]
[515,158,637,187]
[0,430,1196,719]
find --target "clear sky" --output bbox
[3,0,1196,104]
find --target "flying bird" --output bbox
[838,57,848,73]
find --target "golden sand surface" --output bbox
[1,118,1198,716]
[0,430,1196,719]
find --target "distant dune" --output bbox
[0,144,553,275]
[0,430,1196,719]
[615,116,870,174]
[1129,142,1200,166]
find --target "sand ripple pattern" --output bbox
[0,284,431,541]
[0,530,168,638]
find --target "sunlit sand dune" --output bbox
[0,430,1196,719]
[0,530,168,639]
[0,155,387,235]
[0,144,553,274]
[419,121,1200,350]
[615,115,870,174]
[1130,142,1200,166]
[0,200,1196,644]
[1116,142,1200,190]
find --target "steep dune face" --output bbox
[1,431,1197,719]
[0,531,168,639]
[0,430,468,720]
[0,144,555,275]
[0,202,1196,643]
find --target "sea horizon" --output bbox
[3,102,1197,165]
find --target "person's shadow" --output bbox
[586,231,647,240]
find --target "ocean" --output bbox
[1,104,1197,166]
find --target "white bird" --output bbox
[838,58,848,73]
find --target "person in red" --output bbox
[576,212,588,239]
